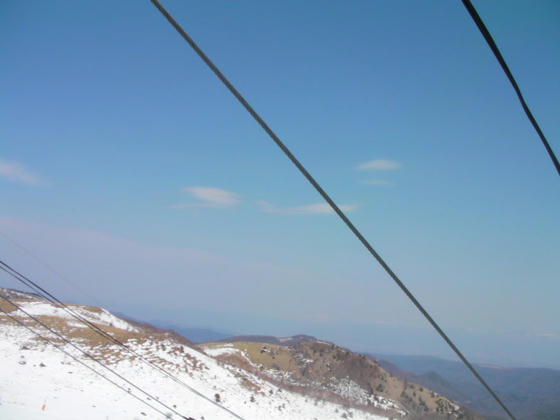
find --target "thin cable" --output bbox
[0,306,171,419]
[0,293,188,419]
[149,1,516,419]
[0,260,244,420]
[461,0,560,177]
[0,230,103,307]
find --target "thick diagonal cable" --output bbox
[461,0,560,177]
[149,1,516,419]
[0,305,170,418]
[0,260,244,420]
[0,293,187,419]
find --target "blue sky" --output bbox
[1,0,559,368]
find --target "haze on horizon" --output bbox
[1,1,559,369]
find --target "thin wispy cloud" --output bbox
[173,186,241,209]
[257,200,357,215]
[0,159,43,186]
[357,159,401,171]
[364,179,394,187]
[537,332,560,340]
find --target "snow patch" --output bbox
[15,301,139,332]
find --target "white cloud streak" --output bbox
[173,186,241,209]
[0,159,43,186]
[364,179,394,187]
[357,159,401,171]
[257,201,357,215]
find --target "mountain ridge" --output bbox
[203,337,481,419]
[0,287,479,419]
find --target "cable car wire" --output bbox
[149,1,517,418]
[461,0,560,177]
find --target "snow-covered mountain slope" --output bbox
[0,289,390,420]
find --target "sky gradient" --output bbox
[1,0,559,368]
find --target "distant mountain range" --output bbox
[371,353,560,420]
[162,326,231,344]
[112,314,233,344]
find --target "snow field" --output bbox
[1,312,389,420]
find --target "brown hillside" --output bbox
[203,339,483,420]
